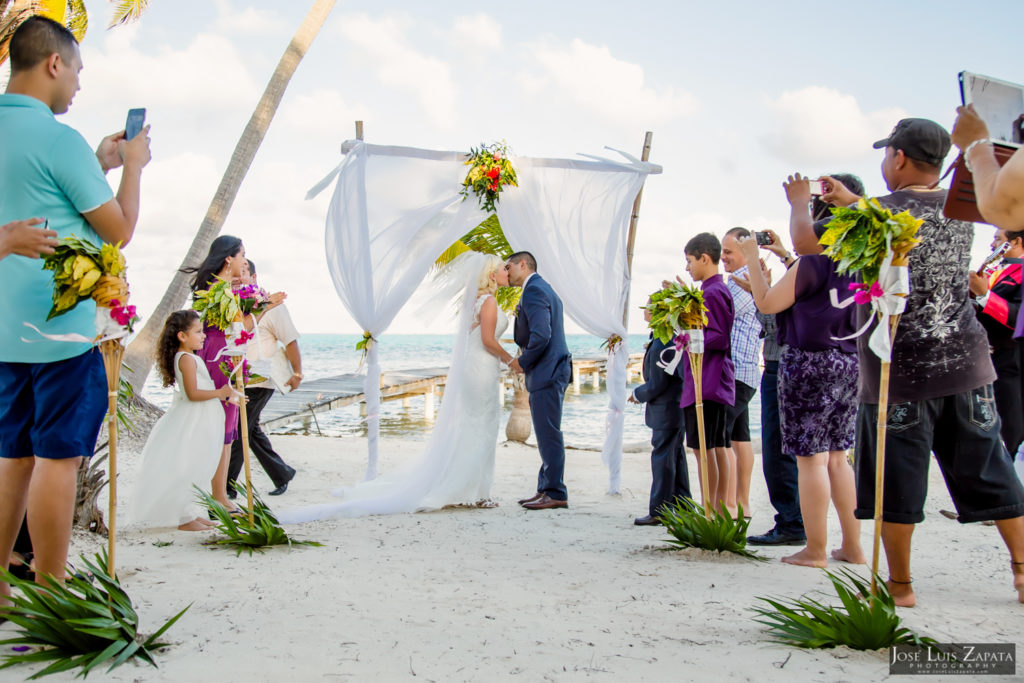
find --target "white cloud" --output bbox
[761,86,907,165]
[519,39,696,127]
[78,27,258,112]
[279,89,370,139]
[449,13,503,50]
[336,12,458,127]
[214,0,282,35]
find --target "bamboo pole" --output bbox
[99,339,125,578]
[622,131,653,328]
[355,120,364,141]
[688,352,712,520]
[234,356,255,526]
[870,312,902,596]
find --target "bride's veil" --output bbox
[277,251,491,521]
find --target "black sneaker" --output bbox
[747,527,806,546]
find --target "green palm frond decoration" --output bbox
[198,486,322,556]
[107,0,150,29]
[658,497,764,560]
[64,0,88,40]
[435,214,521,313]
[752,568,934,650]
[0,550,189,679]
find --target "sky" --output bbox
[5,0,1024,335]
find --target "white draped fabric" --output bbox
[310,141,660,491]
[312,142,490,479]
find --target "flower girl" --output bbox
[129,310,236,531]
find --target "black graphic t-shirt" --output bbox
[857,189,994,403]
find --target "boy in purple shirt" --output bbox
[677,233,737,516]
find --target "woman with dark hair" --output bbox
[787,172,866,256]
[736,232,865,569]
[181,236,284,510]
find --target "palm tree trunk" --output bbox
[122,0,337,391]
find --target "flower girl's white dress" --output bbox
[128,351,224,527]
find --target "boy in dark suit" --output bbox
[629,301,691,525]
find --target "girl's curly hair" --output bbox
[157,310,201,387]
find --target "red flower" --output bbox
[489,181,499,191]
[485,167,500,180]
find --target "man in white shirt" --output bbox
[228,260,301,496]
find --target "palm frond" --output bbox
[457,214,514,258]
[64,0,87,40]
[658,497,765,560]
[197,485,322,555]
[106,0,149,29]
[0,550,188,679]
[752,568,934,650]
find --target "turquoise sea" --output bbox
[143,334,762,450]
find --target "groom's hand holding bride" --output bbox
[509,358,524,374]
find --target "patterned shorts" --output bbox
[777,346,858,456]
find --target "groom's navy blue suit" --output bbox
[514,273,571,501]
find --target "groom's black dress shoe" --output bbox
[522,494,568,510]
[633,515,661,526]
[268,482,289,496]
[518,491,543,506]
[746,527,806,546]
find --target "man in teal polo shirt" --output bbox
[0,15,151,600]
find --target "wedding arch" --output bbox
[307,132,661,494]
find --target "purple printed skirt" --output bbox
[777,345,858,456]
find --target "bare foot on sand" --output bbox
[830,547,866,564]
[886,580,916,608]
[1013,563,1024,604]
[781,547,828,568]
[197,517,218,527]
[178,518,214,531]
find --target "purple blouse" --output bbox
[680,276,736,408]
[776,255,857,354]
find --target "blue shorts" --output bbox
[0,348,107,459]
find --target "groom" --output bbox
[507,252,572,510]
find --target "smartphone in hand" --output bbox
[808,180,825,195]
[125,108,146,141]
[754,231,773,246]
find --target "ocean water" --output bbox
[143,334,762,450]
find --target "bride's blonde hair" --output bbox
[476,254,505,294]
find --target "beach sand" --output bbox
[6,434,1022,682]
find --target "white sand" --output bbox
[5,434,1023,681]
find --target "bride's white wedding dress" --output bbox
[278,290,508,521]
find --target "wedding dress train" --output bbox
[279,265,507,521]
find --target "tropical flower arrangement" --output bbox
[192,279,239,331]
[234,283,273,316]
[644,282,709,344]
[219,357,266,387]
[193,279,273,331]
[460,142,518,213]
[41,236,129,321]
[818,197,923,284]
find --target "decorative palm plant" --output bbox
[0,551,188,680]
[658,497,764,560]
[197,486,322,556]
[752,569,933,651]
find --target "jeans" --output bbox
[760,360,803,532]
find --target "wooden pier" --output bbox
[260,353,644,432]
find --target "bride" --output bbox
[278,253,514,521]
